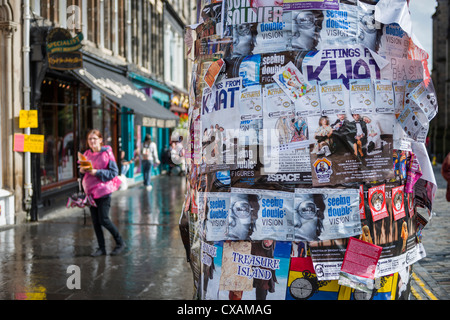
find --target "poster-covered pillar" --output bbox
[180,0,438,301]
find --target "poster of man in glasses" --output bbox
[294,188,361,242]
[227,188,294,241]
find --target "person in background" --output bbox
[120,150,133,176]
[141,134,160,191]
[80,129,126,257]
[441,152,450,201]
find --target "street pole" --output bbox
[23,0,34,219]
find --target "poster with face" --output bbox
[294,188,361,242]
[392,185,406,221]
[228,188,295,241]
[368,184,389,222]
[222,0,284,36]
[288,10,324,51]
[308,111,395,187]
[356,1,379,51]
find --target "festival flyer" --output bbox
[349,79,374,114]
[294,188,361,242]
[409,80,438,121]
[227,188,295,241]
[282,0,339,11]
[204,59,226,88]
[252,10,293,55]
[262,83,310,152]
[338,237,383,294]
[318,3,359,49]
[302,45,385,90]
[392,185,406,221]
[393,81,406,115]
[201,77,243,172]
[377,23,410,60]
[356,1,378,51]
[201,241,223,300]
[397,105,429,144]
[318,79,347,116]
[374,80,395,114]
[212,240,291,300]
[239,85,263,147]
[273,61,311,103]
[286,255,412,300]
[308,112,395,187]
[404,79,422,112]
[368,184,389,222]
[222,0,284,36]
[202,192,232,241]
[295,80,321,117]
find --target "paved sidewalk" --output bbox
[0,175,194,300]
[411,164,450,300]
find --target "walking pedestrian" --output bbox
[141,134,160,191]
[81,129,126,257]
[441,152,450,201]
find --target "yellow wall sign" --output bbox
[19,110,38,128]
[14,134,45,153]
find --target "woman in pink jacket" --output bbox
[81,129,125,257]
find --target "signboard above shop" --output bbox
[46,28,83,70]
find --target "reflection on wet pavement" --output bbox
[0,175,193,300]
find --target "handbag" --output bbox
[66,178,97,209]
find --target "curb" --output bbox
[412,263,450,300]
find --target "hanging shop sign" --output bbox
[46,28,83,70]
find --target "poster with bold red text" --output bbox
[392,185,406,221]
[368,184,389,222]
[338,237,382,293]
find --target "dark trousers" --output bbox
[142,160,153,186]
[90,195,122,250]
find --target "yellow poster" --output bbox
[19,110,38,129]
[24,134,45,153]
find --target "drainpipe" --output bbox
[23,0,33,215]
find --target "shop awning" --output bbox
[71,60,178,128]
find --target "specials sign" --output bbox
[46,28,83,70]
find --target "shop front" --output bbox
[72,59,179,187]
[127,72,176,179]
[31,49,178,219]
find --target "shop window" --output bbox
[40,79,76,188]
[104,0,114,50]
[118,0,126,56]
[40,0,60,24]
[87,0,99,43]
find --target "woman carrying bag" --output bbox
[80,129,126,257]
